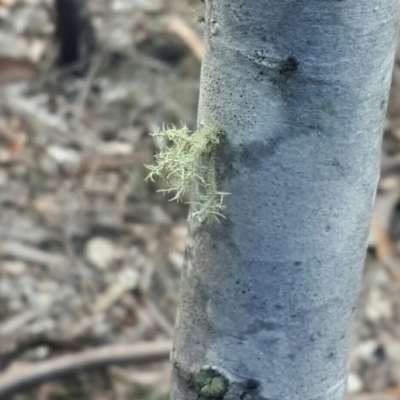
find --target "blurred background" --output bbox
[0,0,399,399]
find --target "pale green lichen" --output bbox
[192,9,205,23]
[145,122,229,222]
[193,368,229,398]
[192,0,205,23]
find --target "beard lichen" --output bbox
[192,9,205,23]
[145,122,229,222]
[192,0,205,23]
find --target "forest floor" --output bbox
[1,0,400,399]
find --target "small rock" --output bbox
[117,267,140,289]
[168,251,184,270]
[32,292,53,310]
[0,148,11,164]
[0,33,30,59]
[33,345,50,360]
[12,5,52,36]
[111,0,163,12]
[85,237,116,270]
[365,288,392,322]
[171,224,187,253]
[1,261,26,276]
[347,373,363,394]
[356,340,380,362]
[92,314,111,337]
[29,39,47,63]
[102,83,136,102]
[34,194,62,226]
[96,141,133,157]
[47,145,81,166]
[370,268,390,285]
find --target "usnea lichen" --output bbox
[192,0,205,23]
[192,9,205,23]
[145,122,229,222]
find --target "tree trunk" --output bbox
[55,0,95,72]
[171,1,400,400]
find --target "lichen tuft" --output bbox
[145,122,229,222]
[192,9,205,23]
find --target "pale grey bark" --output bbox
[171,2,400,400]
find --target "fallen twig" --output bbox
[0,241,68,269]
[347,390,400,400]
[109,366,166,389]
[0,310,37,336]
[0,340,171,399]
[163,15,203,61]
[144,298,174,337]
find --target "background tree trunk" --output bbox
[55,0,95,71]
[171,1,400,400]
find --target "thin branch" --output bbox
[163,15,203,61]
[347,392,400,400]
[0,340,171,399]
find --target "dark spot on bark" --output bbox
[274,303,283,309]
[310,334,317,342]
[246,319,277,335]
[294,261,301,266]
[265,136,286,157]
[240,146,251,162]
[327,350,337,359]
[223,381,262,400]
[279,56,298,76]
[245,379,259,390]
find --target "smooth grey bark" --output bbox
[171,2,400,400]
